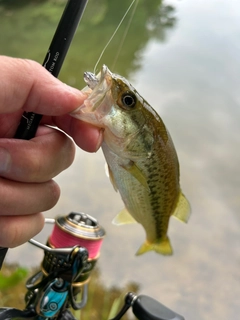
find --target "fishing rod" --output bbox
[0,0,88,270]
[0,211,185,320]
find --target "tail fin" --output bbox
[136,237,173,256]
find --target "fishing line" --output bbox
[111,0,139,71]
[93,0,137,74]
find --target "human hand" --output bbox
[0,56,102,248]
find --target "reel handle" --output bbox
[110,292,185,320]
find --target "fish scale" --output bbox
[71,65,191,256]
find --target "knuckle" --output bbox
[20,58,42,74]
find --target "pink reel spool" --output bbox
[49,212,105,259]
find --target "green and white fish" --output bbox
[72,65,191,256]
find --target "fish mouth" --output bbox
[84,65,112,112]
[71,65,113,123]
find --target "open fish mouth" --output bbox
[75,65,112,114]
[84,65,112,94]
[71,65,113,123]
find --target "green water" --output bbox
[0,0,175,86]
[1,1,240,319]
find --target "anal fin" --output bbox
[172,192,191,223]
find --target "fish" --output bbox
[71,65,191,256]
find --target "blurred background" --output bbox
[0,0,239,319]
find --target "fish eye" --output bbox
[121,92,136,109]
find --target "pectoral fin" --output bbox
[121,161,149,190]
[105,163,118,192]
[112,208,137,225]
[172,192,191,223]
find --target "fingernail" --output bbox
[0,148,11,173]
